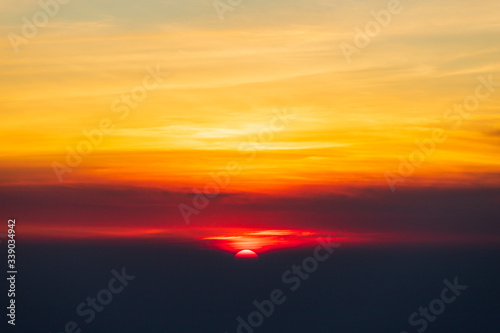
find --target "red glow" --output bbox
[200,228,338,253]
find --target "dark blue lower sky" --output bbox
[4,241,500,333]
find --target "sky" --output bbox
[1,0,500,246]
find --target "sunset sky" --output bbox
[1,0,499,246]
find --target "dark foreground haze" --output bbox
[4,241,499,333]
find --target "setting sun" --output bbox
[234,250,258,258]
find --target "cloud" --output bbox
[1,184,499,242]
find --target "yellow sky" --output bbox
[1,0,500,192]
